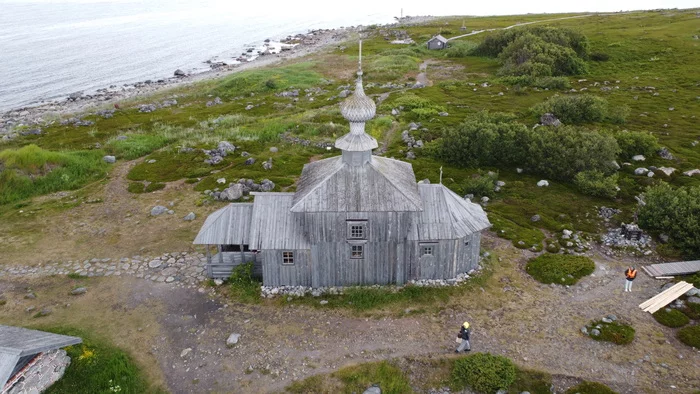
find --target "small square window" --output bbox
[351,245,364,259]
[282,251,294,265]
[421,246,434,256]
[347,221,368,240]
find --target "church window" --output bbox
[282,251,294,265]
[347,220,368,240]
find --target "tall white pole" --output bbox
[359,40,362,70]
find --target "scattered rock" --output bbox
[219,184,244,201]
[320,300,329,305]
[269,147,278,153]
[180,348,192,358]
[226,333,241,347]
[632,155,646,161]
[262,158,273,170]
[150,206,168,216]
[103,155,116,164]
[216,178,227,184]
[658,167,676,176]
[540,113,562,127]
[537,180,549,187]
[363,386,382,394]
[174,69,186,77]
[658,147,674,160]
[590,329,601,336]
[70,287,87,295]
[244,158,256,165]
[183,212,196,221]
[406,151,416,160]
[531,215,541,222]
[25,293,37,300]
[683,169,700,177]
[260,179,275,192]
[634,167,649,175]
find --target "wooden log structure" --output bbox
[639,281,694,314]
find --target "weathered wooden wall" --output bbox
[261,249,312,287]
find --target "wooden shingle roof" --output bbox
[430,35,448,44]
[0,326,81,388]
[249,193,310,250]
[290,156,423,213]
[409,184,491,241]
[193,203,253,245]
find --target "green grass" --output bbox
[286,361,412,394]
[105,133,173,160]
[0,145,108,204]
[227,262,262,303]
[525,254,595,285]
[564,381,618,394]
[653,308,690,328]
[586,320,635,345]
[676,325,700,348]
[41,327,157,394]
[212,62,322,98]
[509,368,552,394]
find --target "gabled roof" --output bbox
[0,326,82,388]
[430,35,448,43]
[249,193,310,249]
[409,184,491,241]
[193,203,253,245]
[290,156,423,213]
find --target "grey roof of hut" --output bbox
[0,325,82,388]
[430,35,448,43]
[408,184,491,241]
[193,203,253,245]
[249,193,310,249]
[290,156,423,213]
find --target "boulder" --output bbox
[658,147,674,160]
[658,167,676,176]
[634,168,649,175]
[269,147,278,153]
[687,296,700,304]
[219,184,244,201]
[406,151,416,160]
[684,287,698,297]
[174,69,186,77]
[103,155,116,164]
[68,91,84,100]
[70,287,87,295]
[683,169,700,177]
[363,386,382,394]
[180,348,192,358]
[632,155,646,161]
[262,159,273,170]
[218,141,235,153]
[537,180,549,187]
[244,157,256,165]
[150,206,168,216]
[260,179,275,192]
[183,212,196,221]
[226,333,241,347]
[531,215,541,222]
[216,178,226,184]
[338,90,351,98]
[391,108,399,115]
[540,113,562,127]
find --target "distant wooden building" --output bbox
[427,35,448,50]
[194,44,490,287]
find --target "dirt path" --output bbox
[447,14,597,41]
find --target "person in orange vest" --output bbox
[624,266,637,292]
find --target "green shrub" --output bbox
[498,33,588,77]
[509,368,552,394]
[613,130,659,160]
[531,94,625,124]
[0,145,107,205]
[213,62,321,97]
[653,308,690,328]
[638,183,700,257]
[587,320,635,345]
[229,262,261,303]
[444,40,478,57]
[574,171,618,199]
[475,26,589,59]
[461,172,498,199]
[526,254,595,285]
[44,328,152,394]
[564,381,618,394]
[389,93,446,119]
[451,353,516,393]
[677,325,700,348]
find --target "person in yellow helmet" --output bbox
[455,321,471,353]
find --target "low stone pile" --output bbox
[280,132,334,149]
[207,178,276,201]
[581,314,618,337]
[601,226,652,253]
[598,206,621,220]
[401,122,424,160]
[60,117,94,127]
[206,97,223,107]
[204,141,236,165]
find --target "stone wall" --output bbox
[3,350,71,394]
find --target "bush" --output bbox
[333,361,412,394]
[677,325,700,348]
[444,40,478,57]
[438,112,619,181]
[613,130,659,160]
[590,52,610,61]
[462,172,498,198]
[574,171,618,199]
[638,183,700,257]
[389,93,446,120]
[526,254,595,285]
[0,145,107,205]
[451,353,517,393]
[565,381,618,394]
[509,368,552,394]
[229,262,261,303]
[475,26,589,58]
[653,308,690,328]
[213,63,321,97]
[498,33,588,77]
[531,94,624,124]
[587,320,635,345]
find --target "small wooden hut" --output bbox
[427,35,448,50]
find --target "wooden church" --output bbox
[194,43,491,287]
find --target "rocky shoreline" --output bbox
[0,16,435,137]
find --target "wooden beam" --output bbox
[639,281,694,314]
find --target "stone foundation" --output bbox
[3,350,71,394]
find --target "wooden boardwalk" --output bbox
[639,281,694,314]
[642,260,700,278]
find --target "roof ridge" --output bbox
[290,157,344,211]
[370,157,423,211]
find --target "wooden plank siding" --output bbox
[262,250,312,287]
[208,252,260,279]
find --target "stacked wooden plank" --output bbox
[639,281,694,314]
[642,260,700,278]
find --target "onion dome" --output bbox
[340,72,376,122]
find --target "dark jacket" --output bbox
[459,326,471,340]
